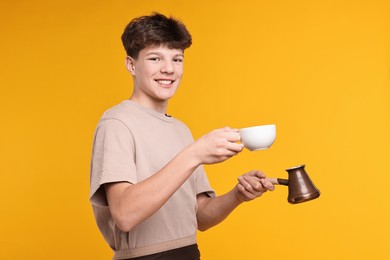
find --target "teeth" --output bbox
[157,80,173,85]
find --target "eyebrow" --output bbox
[145,52,184,58]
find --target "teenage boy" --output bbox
[90,12,274,260]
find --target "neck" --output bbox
[129,96,168,114]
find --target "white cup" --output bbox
[239,124,276,151]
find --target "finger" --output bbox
[238,174,252,186]
[244,175,264,192]
[260,179,275,191]
[237,184,257,201]
[225,131,241,142]
[254,170,266,179]
[226,142,244,152]
[239,175,266,193]
[223,126,239,132]
[243,170,261,177]
[218,146,240,158]
[237,175,253,192]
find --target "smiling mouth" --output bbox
[156,79,174,85]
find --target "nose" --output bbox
[161,60,174,74]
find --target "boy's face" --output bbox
[127,45,184,106]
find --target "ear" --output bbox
[125,56,136,75]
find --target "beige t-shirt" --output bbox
[90,100,215,259]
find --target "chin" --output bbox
[158,89,177,100]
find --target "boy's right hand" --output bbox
[190,127,244,165]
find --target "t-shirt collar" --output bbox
[124,100,174,123]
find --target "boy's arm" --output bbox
[105,127,243,232]
[196,170,274,231]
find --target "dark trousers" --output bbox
[130,244,200,260]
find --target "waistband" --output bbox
[113,235,197,259]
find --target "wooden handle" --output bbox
[267,178,289,186]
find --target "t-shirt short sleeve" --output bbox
[90,118,137,206]
[194,165,216,198]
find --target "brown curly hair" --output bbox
[121,12,192,59]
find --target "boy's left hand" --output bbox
[236,170,275,202]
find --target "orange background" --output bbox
[1,0,389,259]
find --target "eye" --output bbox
[173,58,183,63]
[148,57,160,61]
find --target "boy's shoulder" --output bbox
[102,100,133,120]
[99,100,190,132]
